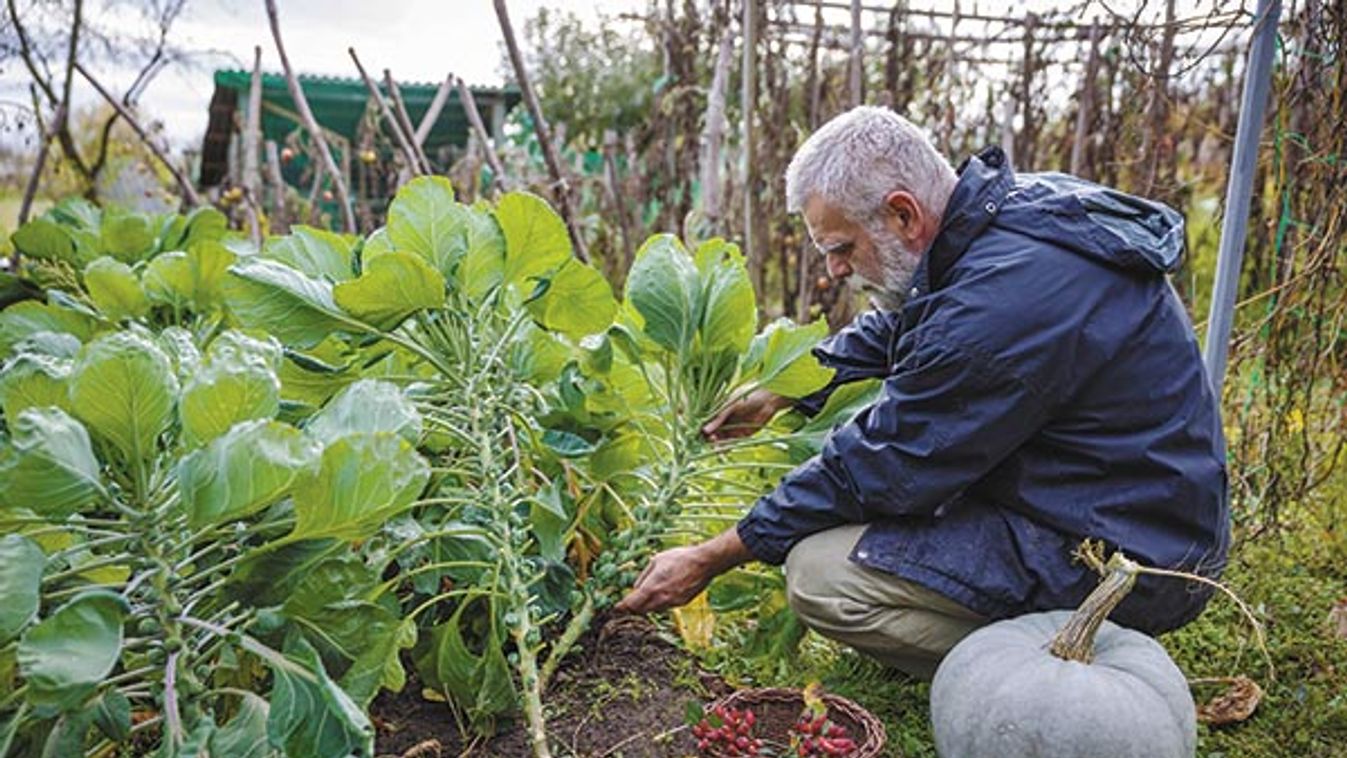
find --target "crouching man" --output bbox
[615,106,1229,678]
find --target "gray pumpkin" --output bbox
[929,560,1196,758]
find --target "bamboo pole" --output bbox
[73,63,201,207]
[1070,21,1102,177]
[243,45,264,247]
[699,28,735,231]
[493,0,590,263]
[743,0,761,295]
[383,69,432,174]
[848,0,863,106]
[348,49,423,180]
[264,140,288,232]
[414,72,455,146]
[455,76,508,193]
[265,0,355,232]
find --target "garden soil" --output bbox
[372,615,731,757]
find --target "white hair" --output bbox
[785,106,958,223]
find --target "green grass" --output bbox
[695,494,1347,758]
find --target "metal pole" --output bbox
[1202,0,1281,392]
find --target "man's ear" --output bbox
[882,190,925,243]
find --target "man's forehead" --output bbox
[803,196,858,241]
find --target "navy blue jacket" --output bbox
[737,147,1229,634]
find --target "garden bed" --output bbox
[373,616,731,757]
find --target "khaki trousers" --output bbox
[783,524,988,679]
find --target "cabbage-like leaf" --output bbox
[0,407,103,517]
[742,318,834,398]
[291,433,429,542]
[11,218,78,264]
[304,379,421,445]
[459,204,507,300]
[0,534,44,642]
[386,176,465,279]
[178,419,320,528]
[266,636,373,757]
[67,331,178,465]
[141,242,235,313]
[0,301,99,358]
[624,234,702,354]
[525,258,617,338]
[0,352,72,419]
[17,590,128,713]
[360,227,395,266]
[263,226,354,282]
[224,258,354,348]
[83,257,149,320]
[179,360,281,447]
[99,211,156,263]
[694,238,756,353]
[332,251,444,330]
[207,692,272,758]
[495,191,571,287]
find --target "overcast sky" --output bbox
[2,0,647,150]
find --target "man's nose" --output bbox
[825,252,851,280]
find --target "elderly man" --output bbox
[616,106,1229,678]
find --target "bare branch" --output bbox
[348,48,423,180]
[454,76,507,193]
[415,73,454,147]
[383,69,432,174]
[73,61,201,207]
[264,0,355,232]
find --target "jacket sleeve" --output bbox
[794,310,900,416]
[738,329,1051,564]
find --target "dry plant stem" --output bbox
[265,0,355,232]
[414,72,455,146]
[264,140,288,232]
[698,28,734,230]
[1049,553,1138,663]
[244,46,264,247]
[18,102,64,229]
[383,69,432,174]
[348,49,422,178]
[455,75,507,192]
[73,62,202,207]
[493,0,590,263]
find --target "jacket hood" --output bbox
[923,147,1186,285]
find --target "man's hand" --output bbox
[615,528,754,614]
[702,388,793,442]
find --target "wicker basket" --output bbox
[703,687,887,757]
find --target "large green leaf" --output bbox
[624,234,702,354]
[359,227,395,266]
[304,379,421,445]
[386,176,466,279]
[291,433,429,542]
[266,636,373,757]
[207,692,274,758]
[17,590,128,713]
[0,534,44,642]
[83,257,149,321]
[277,338,357,410]
[99,211,156,263]
[0,301,99,358]
[0,351,72,420]
[11,218,77,264]
[525,259,618,338]
[743,318,835,398]
[263,226,354,283]
[67,331,178,465]
[459,205,506,300]
[224,258,354,348]
[178,419,320,528]
[0,407,103,517]
[495,191,571,287]
[225,539,340,608]
[141,251,193,309]
[333,250,445,330]
[179,359,281,447]
[694,239,756,353]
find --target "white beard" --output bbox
[849,226,921,312]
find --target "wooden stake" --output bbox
[699,28,735,231]
[848,0,863,106]
[73,62,201,207]
[455,76,507,193]
[1070,21,1102,178]
[243,45,264,247]
[743,0,762,296]
[348,48,423,180]
[383,69,432,174]
[415,72,455,147]
[493,0,590,263]
[602,128,633,270]
[264,140,288,232]
[265,0,355,232]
